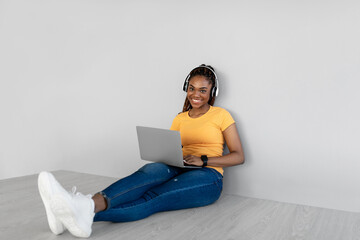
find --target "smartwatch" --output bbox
[201,155,208,167]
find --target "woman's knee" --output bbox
[138,162,172,175]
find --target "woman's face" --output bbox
[187,75,212,110]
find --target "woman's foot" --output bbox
[38,171,66,235]
[50,186,95,238]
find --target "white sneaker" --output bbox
[50,186,95,238]
[38,171,66,235]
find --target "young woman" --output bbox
[38,64,245,238]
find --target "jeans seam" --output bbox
[115,182,220,210]
[105,178,170,208]
[214,179,223,192]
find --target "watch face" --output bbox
[201,155,208,167]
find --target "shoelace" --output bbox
[70,186,92,198]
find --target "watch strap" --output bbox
[201,155,208,167]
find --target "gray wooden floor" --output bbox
[1,170,360,240]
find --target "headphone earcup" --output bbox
[183,74,190,92]
[211,87,217,97]
[183,80,188,92]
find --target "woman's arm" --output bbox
[183,123,245,167]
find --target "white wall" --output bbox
[1,0,360,212]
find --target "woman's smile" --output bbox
[190,98,203,104]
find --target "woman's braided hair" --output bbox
[182,64,217,113]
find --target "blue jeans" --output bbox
[93,163,223,222]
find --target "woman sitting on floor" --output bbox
[38,64,245,238]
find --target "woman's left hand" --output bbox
[183,155,203,167]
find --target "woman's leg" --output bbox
[45,163,181,238]
[94,162,182,211]
[94,168,223,222]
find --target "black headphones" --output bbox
[183,64,219,98]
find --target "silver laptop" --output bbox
[136,126,201,168]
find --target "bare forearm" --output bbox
[207,151,244,167]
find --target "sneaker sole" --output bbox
[38,172,65,235]
[51,195,92,238]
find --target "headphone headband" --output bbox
[183,65,219,97]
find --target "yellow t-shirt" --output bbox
[170,106,235,175]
